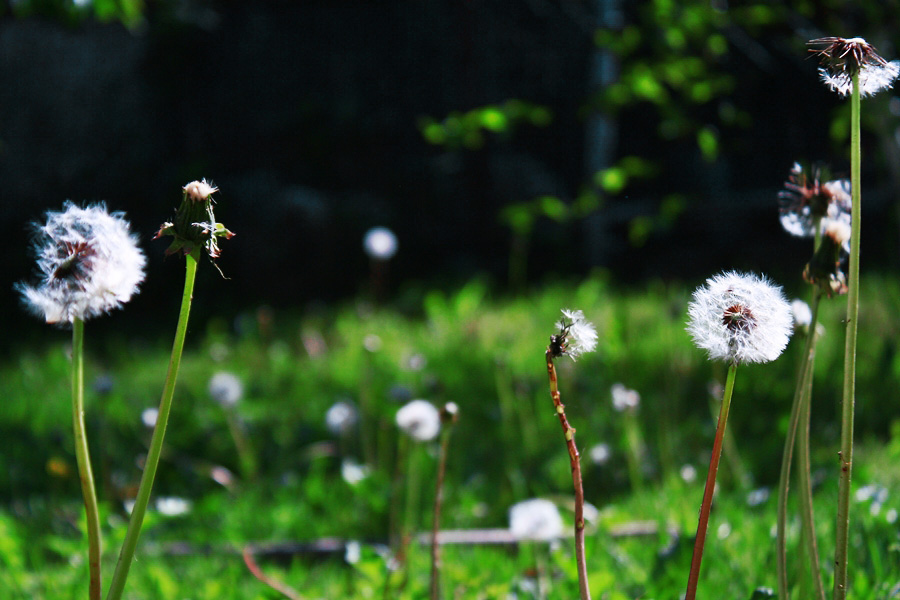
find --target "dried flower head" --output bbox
[687,271,793,365]
[17,202,146,324]
[508,498,564,541]
[548,308,598,361]
[809,37,900,97]
[155,179,234,263]
[778,163,851,237]
[395,399,441,442]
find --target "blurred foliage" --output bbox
[417,99,552,151]
[2,0,145,28]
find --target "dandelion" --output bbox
[340,459,370,485]
[509,499,564,541]
[326,401,359,436]
[778,163,851,238]
[791,299,813,329]
[396,399,441,442]
[363,226,398,260]
[545,309,596,599]
[208,371,243,407]
[589,443,611,465]
[549,309,598,361]
[685,271,792,600]
[810,37,900,97]
[687,271,792,365]
[17,202,145,324]
[610,383,640,412]
[155,496,192,517]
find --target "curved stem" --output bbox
[685,362,738,600]
[430,423,454,600]
[834,70,861,600]
[72,317,102,600]
[106,251,199,600]
[545,350,591,600]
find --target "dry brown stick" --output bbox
[242,545,303,600]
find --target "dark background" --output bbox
[4,0,900,344]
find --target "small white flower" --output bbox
[551,309,598,361]
[326,401,359,435]
[686,271,793,365]
[363,226,398,260]
[395,399,441,442]
[208,371,243,407]
[508,498,564,541]
[610,383,640,412]
[791,299,812,328]
[17,202,146,323]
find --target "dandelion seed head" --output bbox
[363,226,398,260]
[791,299,812,328]
[208,371,243,407]
[611,383,640,412]
[326,401,358,435]
[395,399,441,442]
[17,202,145,324]
[687,271,793,365]
[811,37,899,97]
[508,498,564,541]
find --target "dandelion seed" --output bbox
[810,37,900,97]
[508,498,564,541]
[17,202,145,324]
[549,309,598,361]
[686,271,793,365]
[395,399,441,442]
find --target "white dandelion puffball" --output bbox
[687,271,793,364]
[208,371,243,407]
[17,202,146,323]
[557,308,598,360]
[395,399,441,442]
[820,60,900,97]
[363,226,398,260]
[610,383,640,412]
[326,401,359,435]
[508,498,564,541]
[791,299,812,328]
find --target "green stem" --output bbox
[105,251,200,600]
[72,317,102,600]
[797,300,825,600]
[833,70,861,600]
[430,424,453,600]
[685,362,738,600]
[776,291,823,599]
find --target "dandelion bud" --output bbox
[17,202,145,324]
[155,178,234,260]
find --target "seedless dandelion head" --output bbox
[809,37,900,97]
[17,202,145,324]
[686,271,792,365]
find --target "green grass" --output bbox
[2,273,900,598]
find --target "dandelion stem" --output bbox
[776,291,824,600]
[106,250,200,600]
[72,317,102,600]
[430,416,456,600]
[833,69,861,600]
[685,362,737,600]
[545,350,591,600]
